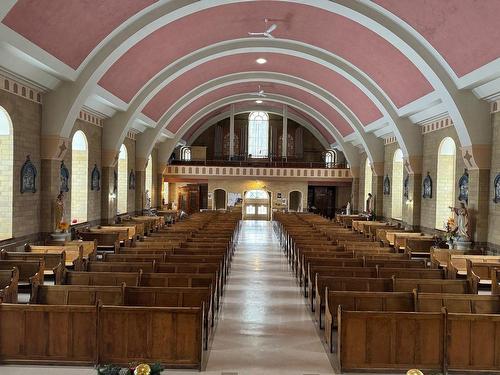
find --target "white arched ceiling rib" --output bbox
[185,106,331,150]
[135,72,384,165]
[41,0,475,161]
[351,0,490,148]
[102,40,409,160]
[157,93,360,169]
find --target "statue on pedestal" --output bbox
[449,202,470,242]
[54,192,65,232]
[346,201,351,215]
[145,190,151,210]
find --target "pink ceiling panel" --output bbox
[375,0,500,77]
[182,105,230,141]
[142,53,382,126]
[2,0,157,69]
[99,2,432,107]
[166,82,351,140]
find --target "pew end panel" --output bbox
[0,267,19,303]
[0,303,98,365]
[97,305,205,369]
[337,307,446,373]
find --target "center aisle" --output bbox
[174,220,334,375]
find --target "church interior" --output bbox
[1,1,500,374]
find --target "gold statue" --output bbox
[407,370,424,375]
[134,363,151,375]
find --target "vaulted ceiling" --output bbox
[1,0,499,166]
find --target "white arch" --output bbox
[41,0,482,165]
[136,72,384,165]
[155,93,361,170]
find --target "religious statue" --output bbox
[365,193,373,213]
[346,201,351,215]
[54,192,65,232]
[145,190,151,210]
[449,202,470,241]
[494,173,500,203]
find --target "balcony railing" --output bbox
[165,164,352,180]
[169,159,347,169]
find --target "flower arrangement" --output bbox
[72,218,78,224]
[58,221,69,233]
[442,217,458,246]
[97,363,164,375]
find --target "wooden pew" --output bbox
[1,249,65,273]
[405,237,436,257]
[98,305,203,369]
[0,267,18,303]
[337,308,445,373]
[124,286,212,349]
[448,254,500,279]
[0,302,205,369]
[315,276,393,327]
[493,269,500,295]
[447,312,500,373]
[54,264,141,286]
[430,248,465,269]
[306,266,377,308]
[324,291,414,352]
[466,259,500,290]
[86,261,155,273]
[30,282,124,306]
[25,244,87,269]
[415,292,500,313]
[303,257,363,289]
[364,258,427,269]
[393,278,475,294]
[0,259,44,284]
[377,268,445,279]
[103,252,166,263]
[77,231,120,252]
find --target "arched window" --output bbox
[435,137,456,229]
[325,150,337,168]
[71,130,88,223]
[117,144,128,214]
[248,111,269,158]
[181,147,191,161]
[0,106,13,240]
[364,158,372,210]
[392,149,404,219]
[145,154,153,204]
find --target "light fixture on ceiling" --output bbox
[248,18,278,39]
[255,100,263,104]
[256,57,267,64]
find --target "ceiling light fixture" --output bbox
[255,100,263,104]
[256,58,267,64]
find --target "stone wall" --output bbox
[420,126,465,232]
[0,89,41,246]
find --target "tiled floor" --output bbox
[0,221,335,375]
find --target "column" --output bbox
[100,149,118,224]
[403,155,423,229]
[350,166,360,213]
[229,104,235,159]
[282,105,288,158]
[135,157,147,215]
[40,136,70,234]
[371,161,385,219]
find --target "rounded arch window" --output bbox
[117,144,128,214]
[71,130,88,223]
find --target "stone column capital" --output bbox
[371,161,384,177]
[102,149,119,168]
[403,155,423,175]
[41,136,70,160]
[460,144,492,170]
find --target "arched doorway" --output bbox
[244,190,271,220]
[289,191,302,212]
[213,189,227,210]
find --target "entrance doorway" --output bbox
[243,189,271,220]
